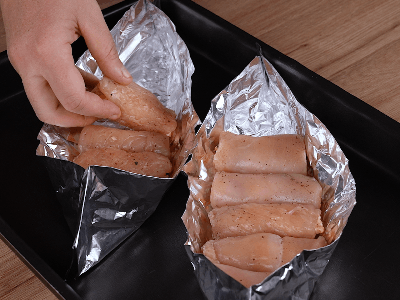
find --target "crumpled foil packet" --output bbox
[182,55,356,299]
[36,0,199,276]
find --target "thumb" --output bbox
[78,3,132,85]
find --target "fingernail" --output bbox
[110,113,120,120]
[109,107,121,120]
[121,66,131,79]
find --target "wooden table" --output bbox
[1,0,400,299]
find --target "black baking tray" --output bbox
[1,0,400,299]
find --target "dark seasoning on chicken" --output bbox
[182,55,356,299]
[199,132,327,287]
[36,0,199,276]
[72,76,175,178]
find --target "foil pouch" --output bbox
[182,55,356,299]
[36,0,199,276]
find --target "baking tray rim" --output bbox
[0,0,399,299]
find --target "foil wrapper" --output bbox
[36,0,199,276]
[182,55,356,299]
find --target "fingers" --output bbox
[2,0,131,128]
[48,59,121,117]
[24,52,122,127]
[79,3,132,85]
[23,75,97,127]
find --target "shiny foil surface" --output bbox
[36,0,199,276]
[182,56,356,299]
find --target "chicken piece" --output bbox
[202,234,328,287]
[78,125,170,157]
[97,77,177,135]
[213,132,307,175]
[212,263,271,288]
[210,172,322,209]
[209,203,324,240]
[73,148,172,178]
[281,236,327,265]
[64,127,82,144]
[203,248,271,288]
[203,233,283,273]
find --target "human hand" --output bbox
[0,0,132,127]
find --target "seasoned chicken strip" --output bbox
[281,236,327,265]
[210,172,322,208]
[73,148,172,178]
[209,203,324,240]
[97,77,177,135]
[203,233,282,273]
[212,263,271,288]
[202,234,327,287]
[214,132,307,175]
[78,125,170,157]
[203,239,271,287]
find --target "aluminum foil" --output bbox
[182,55,356,299]
[36,0,199,276]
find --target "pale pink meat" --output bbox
[281,236,327,265]
[203,233,283,273]
[210,172,322,208]
[78,125,170,157]
[202,233,327,287]
[209,203,324,240]
[213,132,307,175]
[97,77,177,135]
[203,240,270,287]
[73,148,172,178]
[212,263,271,288]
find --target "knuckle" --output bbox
[96,42,119,65]
[32,26,60,59]
[6,30,55,72]
[38,114,55,125]
[61,93,85,113]
[7,41,26,68]
[34,36,53,58]
[33,107,56,125]
[6,44,18,61]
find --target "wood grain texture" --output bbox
[193,0,400,123]
[0,238,58,300]
[1,0,400,299]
